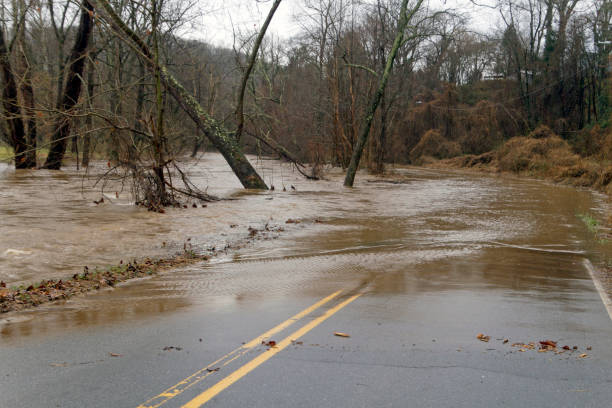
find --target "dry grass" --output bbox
[409,129,462,164]
[431,125,612,196]
[497,135,579,175]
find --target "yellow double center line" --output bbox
[138,289,361,408]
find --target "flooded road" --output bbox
[1,154,612,407]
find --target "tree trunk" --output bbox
[16,9,37,169]
[17,51,37,168]
[43,0,94,170]
[151,0,167,203]
[0,27,28,168]
[235,0,282,141]
[374,93,387,174]
[92,0,268,189]
[82,58,96,168]
[344,0,422,187]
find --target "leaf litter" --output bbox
[476,333,592,359]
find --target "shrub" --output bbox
[409,129,462,164]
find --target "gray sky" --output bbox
[189,0,499,47]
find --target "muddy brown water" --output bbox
[1,153,611,338]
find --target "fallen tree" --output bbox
[90,0,268,190]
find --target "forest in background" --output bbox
[0,0,610,197]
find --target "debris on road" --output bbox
[539,340,557,348]
[334,332,350,338]
[474,335,593,358]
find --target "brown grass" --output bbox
[409,129,462,164]
[497,135,580,175]
[431,127,612,195]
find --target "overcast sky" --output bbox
[188,0,499,48]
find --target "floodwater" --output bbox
[1,153,611,339]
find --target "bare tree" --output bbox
[91,0,268,189]
[43,0,95,169]
[344,0,424,187]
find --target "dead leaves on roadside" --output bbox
[476,333,592,359]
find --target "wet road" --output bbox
[1,160,612,407]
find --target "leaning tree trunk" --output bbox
[43,0,94,170]
[235,0,282,142]
[344,0,422,187]
[0,27,28,168]
[91,0,268,189]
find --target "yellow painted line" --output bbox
[182,293,362,408]
[137,290,342,408]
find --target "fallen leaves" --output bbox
[262,340,277,347]
[334,332,350,338]
[109,353,122,357]
[475,333,593,359]
[0,252,211,314]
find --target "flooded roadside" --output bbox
[0,154,337,286]
[1,154,612,341]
